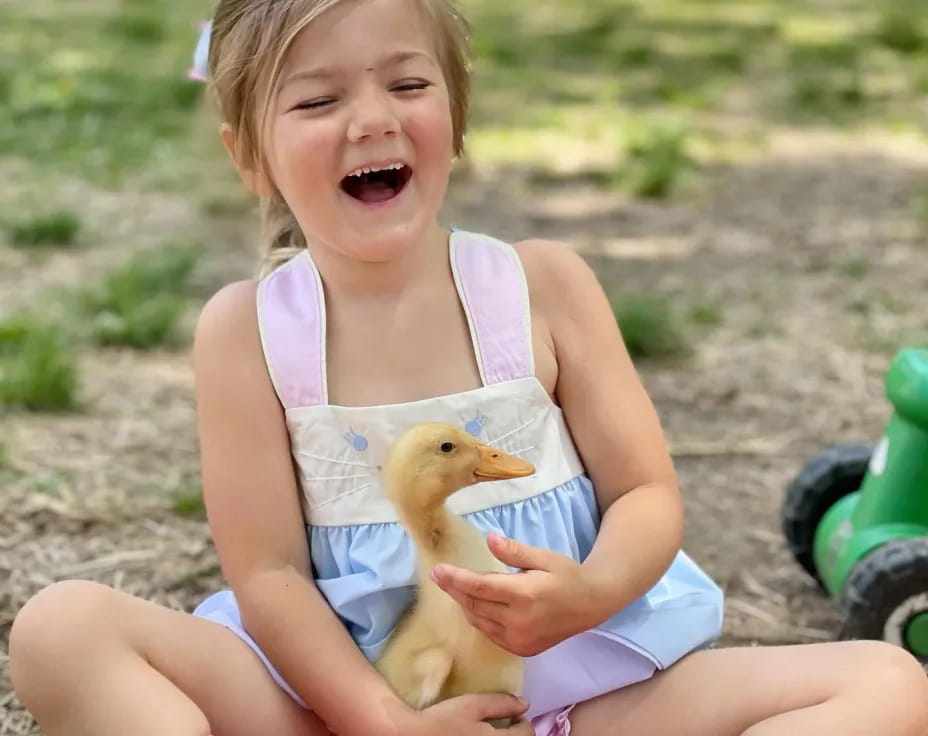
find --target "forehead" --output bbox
[282,0,438,75]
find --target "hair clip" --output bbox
[188,19,212,82]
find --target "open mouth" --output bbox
[340,164,412,204]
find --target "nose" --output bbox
[347,84,400,143]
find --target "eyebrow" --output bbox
[282,51,435,88]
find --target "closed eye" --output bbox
[392,81,431,93]
[293,98,335,111]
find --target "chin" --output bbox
[343,219,440,262]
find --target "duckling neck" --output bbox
[395,500,456,558]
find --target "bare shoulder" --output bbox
[511,239,606,395]
[515,238,600,302]
[192,279,262,376]
[514,238,609,338]
[514,237,593,279]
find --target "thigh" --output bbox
[133,595,329,736]
[14,580,329,736]
[568,641,924,736]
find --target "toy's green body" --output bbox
[784,348,928,659]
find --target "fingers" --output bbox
[436,583,509,624]
[486,534,555,572]
[506,717,537,734]
[461,692,529,723]
[431,565,515,604]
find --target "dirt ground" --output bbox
[2,129,928,734]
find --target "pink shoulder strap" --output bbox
[451,231,535,386]
[256,251,327,409]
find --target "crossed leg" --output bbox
[10,580,330,736]
[569,641,928,736]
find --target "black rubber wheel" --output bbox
[840,538,928,662]
[782,443,874,583]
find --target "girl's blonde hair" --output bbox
[207,0,472,277]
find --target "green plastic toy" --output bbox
[782,347,928,661]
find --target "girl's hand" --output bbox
[430,534,608,656]
[401,693,534,735]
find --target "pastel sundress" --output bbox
[193,229,724,722]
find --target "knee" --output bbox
[845,641,928,711]
[849,640,926,684]
[10,580,116,692]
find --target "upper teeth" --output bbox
[347,163,405,178]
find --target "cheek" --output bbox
[406,99,455,161]
[270,120,338,188]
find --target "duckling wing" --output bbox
[376,627,454,709]
[442,631,524,702]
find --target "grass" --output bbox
[29,471,72,498]
[459,0,928,182]
[621,120,694,198]
[0,441,15,487]
[1,3,207,186]
[686,301,725,327]
[611,294,690,360]
[873,2,927,53]
[77,242,201,349]
[0,239,201,413]
[915,187,928,222]
[172,486,206,519]
[5,210,82,247]
[0,312,79,412]
[745,319,783,339]
[838,258,871,279]
[105,10,168,46]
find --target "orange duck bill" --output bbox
[473,445,535,481]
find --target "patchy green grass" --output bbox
[838,258,871,279]
[878,292,911,315]
[621,120,695,198]
[873,1,927,53]
[1,3,206,186]
[0,312,80,412]
[5,209,82,247]
[848,297,871,315]
[105,10,169,46]
[172,485,206,519]
[612,294,690,360]
[745,318,783,339]
[29,470,73,498]
[0,441,15,486]
[914,187,928,222]
[786,42,866,119]
[462,0,928,175]
[686,300,725,327]
[77,242,201,349]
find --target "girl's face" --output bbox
[255,0,455,262]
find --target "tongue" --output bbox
[355,179,396,203]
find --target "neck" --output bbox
[307,222,450,301]
[395,497,455,557]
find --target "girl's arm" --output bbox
[524,239,684,614]
[193,281,409,736]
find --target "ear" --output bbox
[219,122,272,197]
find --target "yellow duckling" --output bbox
[376,422,535,720]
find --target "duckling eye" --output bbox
[440,442,455,453]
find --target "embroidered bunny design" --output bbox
[344,427,369,452]
[464,409,489,437]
